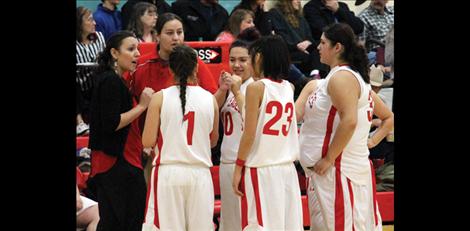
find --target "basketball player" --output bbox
[141,44,219,231]
[218,39,255,231]
[232,35,303,231]
[298,23,393,231]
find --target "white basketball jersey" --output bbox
[158,85,214,167]
[245,79,299,168]
[220,77,254,163]
[299,66,373,185]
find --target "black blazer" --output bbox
[303,0,364,40]
[172,0,228,41]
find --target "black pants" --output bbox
[95,158,147,231]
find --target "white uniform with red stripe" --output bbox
[219,77,253,231]
[241,78,303,231]
[142,85,215,231]
[299,65,382,231]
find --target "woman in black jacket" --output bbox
[268,0,327,76]
[88,31,154,231]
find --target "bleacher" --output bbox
[76,0,394,17]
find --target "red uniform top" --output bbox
[129,48,217,98]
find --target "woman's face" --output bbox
[230,47,252,81]
[141,9,158,29]
[292,0,301,10]
[82,12,96,35]
[239,15,255,33]
[157,19,184,53]
[113,37,140,72]
[317,33,335,65]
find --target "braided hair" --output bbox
[169,45,198,117]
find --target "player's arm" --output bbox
[295,80,318,122]
[313,71,359,175]
[142,91,163,149]
[210,95,220,148]
[232,81,264,196]
[368,91,394,148]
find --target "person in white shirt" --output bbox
[142,44,219,231]
[297,23,393,231]
[232,35,303,231]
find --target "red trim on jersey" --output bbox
[153,162,160,228]
[89,150,117,177]
[264,76,283,83]
[334,154,344,231]
[321,106,337,158]
[251,168,264,226]
[370,160,378,226]
[338,64,350,67]
[240,167,248,229]
[347,178,355,231]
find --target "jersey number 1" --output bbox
[183,111,195,145]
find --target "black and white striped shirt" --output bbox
[76,31,106,92]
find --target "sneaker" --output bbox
[77,122,89,136]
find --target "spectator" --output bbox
[126,2,158,42]
[358,0,394,53]
[303,0,364,41]
[141,44,219,230]
[267,0,325,77]
[232,35,303,230]
[76,6,106,136]
[297,23,393,231]
[121,0,171,30]
[88,31,154,231]
[93,0,122,40]
[216,9,254,42]
[171,0,229,41]
[232,0,271,35]
[77,185,99,231]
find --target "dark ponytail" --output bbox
[95,31,136,75]
[323,23,369,83]
[169,44,198,117]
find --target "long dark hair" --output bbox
[95,31,136,75]
[76,7,97,42]
[323,23,369,83]
[249,35,290,81]
[169,45,197,116]
[126,2,157,40]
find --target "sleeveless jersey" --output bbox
[245,79,299,167]
[299,66,374,185]
[220,77,254,163]
[158,85,214,167]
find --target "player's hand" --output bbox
[219,71,232,91]
[313,157,334,176]
[230,74,242,94]
[139,87,155,108]
[232,165,244,197]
